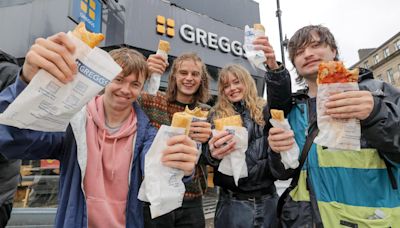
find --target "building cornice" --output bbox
[351,31,400,68]
[369,49,400,71]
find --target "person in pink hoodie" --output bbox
[0,32,198,228]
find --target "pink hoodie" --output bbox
[84,95,137,228]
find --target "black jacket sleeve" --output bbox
[267,148,297,180]
[264,65,296,179]
[360,79,400,165]
[0,62,18,91]
[264,64,293,119]
[0,78,65,160]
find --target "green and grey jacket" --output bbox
[267,68,400,227]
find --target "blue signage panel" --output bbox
[71,0,102,33]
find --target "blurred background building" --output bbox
[351,32,400,88]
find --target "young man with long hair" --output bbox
[267,25,400,227]
[139,52,212,228]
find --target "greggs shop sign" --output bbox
[156,16,244,57]
[180,24,244,57]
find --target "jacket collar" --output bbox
[358,68,374,82]
[233,100,246,114]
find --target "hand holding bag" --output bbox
[277,116,322,228]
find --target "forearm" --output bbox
[0,76,64,160]
[201,142,220,167]
[361,96,400,164]
[267,148,296,180]
[360,81,400,164]
[265,64,293,115]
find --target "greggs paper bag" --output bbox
[0,32,122,131]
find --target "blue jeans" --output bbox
[215,189,278,228]
[0,202,12,227]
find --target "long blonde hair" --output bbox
[213,64,266,126]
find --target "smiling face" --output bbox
[104,47,148,113]
[288,26,339,83]
[214,64,265,126]
[222,72,246,103]
[175,59,202,103]
[293,31,337,81]
[103,72,145,112]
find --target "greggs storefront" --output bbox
[0,0,262,226]
[96,0,265,95]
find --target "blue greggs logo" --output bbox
[76,59,110,87]
[71,0,102,33]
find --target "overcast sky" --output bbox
[255,0,400,69]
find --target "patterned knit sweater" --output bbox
[138,91,209,206]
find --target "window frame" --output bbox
[383,47,390,58]
[373,54,380,64]
[363,60,369,69]
[387,68,394,84]
[395,39,400,51]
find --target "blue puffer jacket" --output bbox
[0,78,157,228]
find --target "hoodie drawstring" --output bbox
[111,138,117,180]
[95,129,107,177]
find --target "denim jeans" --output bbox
[143,200,205,228]
[0,202,12,228]
[215,190,278,228]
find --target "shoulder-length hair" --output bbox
[213,64,266,126]
[166,52,210,103]
[288,25,339,84]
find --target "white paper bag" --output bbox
[0,32,122,132]
[138,125,186,218]
[145,49,168,95]
[214,126,248,186]
[243,25,267,71]
[269,119,300,169]
[314,82,361,151]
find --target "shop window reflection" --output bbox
[14,160,59,208]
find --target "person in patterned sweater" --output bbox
[139,52,212,228]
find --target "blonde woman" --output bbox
[205,64,281,228]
